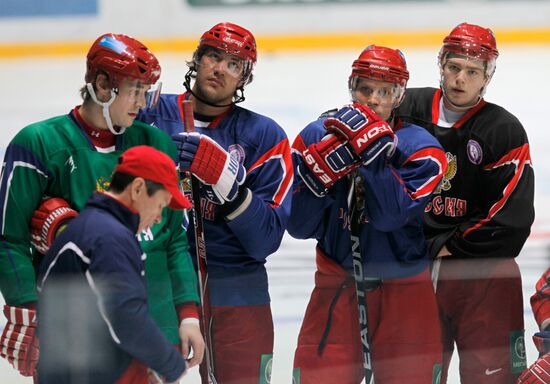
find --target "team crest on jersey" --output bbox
[467,139,483,165]
[95,176,111,193]
[179,176,192,193]
[228,144,246,164]
[434,152,457,194]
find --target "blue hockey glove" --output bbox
[324,103,395,165]
[534,331,550,355]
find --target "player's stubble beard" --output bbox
[194,74,236,108]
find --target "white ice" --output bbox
[0,45,549,383]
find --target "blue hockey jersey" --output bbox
[289,117,447,279]
[36,193,186,383]
[138,93,293,306]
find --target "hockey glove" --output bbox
[517,352,550,383]
[0,305,39,377]
[297,133,359,197]
[30,197,78,254]
[324,103,395,165]
[172,132,246,203]
[534,331,550,355]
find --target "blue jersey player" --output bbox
[289,46,447,384]
[138,22,292,384]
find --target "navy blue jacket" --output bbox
[36,193,185,383]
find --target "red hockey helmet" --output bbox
[198,22,257,64]
[439,23,498,79]
[349,45,409,107]
[195,22,257,85]
[85,33,161,88]
[350,45,409,87]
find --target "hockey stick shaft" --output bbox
[348,173,374,384]
[431,257,442,292]
[182,100,217,384]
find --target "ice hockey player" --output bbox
[0,33,203,379]
[36,145,192,383]
[396,22,535,383]
[288,45,446,383]
[138,22,292,384]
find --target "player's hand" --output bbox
[148,367,186,384]
[324,103,395,165]
[172,132,246,203]
[297,133,359,197]
[30,197,78,254]
[0,305,39,377]
[179,320,205,369]
[517,352,550,383]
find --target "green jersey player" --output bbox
[0,33,204,380]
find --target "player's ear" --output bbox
[129,177,146,202]
[95,73,111,101]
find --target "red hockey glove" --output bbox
[30,197,78,254]
[324,103,395,165]
[532,268,550,331]
[0,305,39,377]
[297,133,359,197]
[517,352,550,383]
[172,132,246,203]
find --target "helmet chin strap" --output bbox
[86,83,126,135]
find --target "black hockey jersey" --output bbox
[397,87,535,259]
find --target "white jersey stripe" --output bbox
[2,161,48,235]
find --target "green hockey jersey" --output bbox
[0,109,199,343]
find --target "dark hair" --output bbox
[109,172,165,196]
[80,71,113,102]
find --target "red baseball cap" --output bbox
[115,145,192,210]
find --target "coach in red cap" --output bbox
[36,145,194,384]
[115,145,191,212]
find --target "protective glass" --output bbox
[145,81,162,109]
[351,80,405,107]
[442,57,486,81]
[198,49,245,79]
[118,78,162,109]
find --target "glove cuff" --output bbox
[220,186,252,220]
